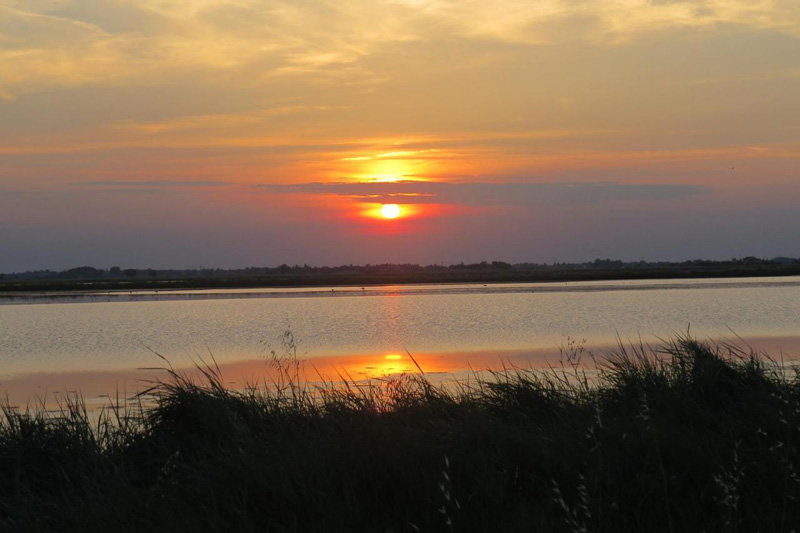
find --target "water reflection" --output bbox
[3,277,800,380]
[5,277,800,306]
[0,347,559,409]
[3,336,799,410]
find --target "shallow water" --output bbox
[2,276,800,402]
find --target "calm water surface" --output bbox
[1,276,800,397]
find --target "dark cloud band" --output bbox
[265,180,709,206]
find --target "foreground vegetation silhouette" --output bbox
[2,336,800,532]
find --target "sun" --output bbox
[381,204,401,219]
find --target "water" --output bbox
[1,276,800,398]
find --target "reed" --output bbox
[1,335,798,532]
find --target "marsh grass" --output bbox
[2,335,800,532]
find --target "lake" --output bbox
[2,276,800,404]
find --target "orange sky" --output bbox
[1,0,799,270]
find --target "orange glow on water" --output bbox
[0,345,604,408]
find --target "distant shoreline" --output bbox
[3,275,800,307]
[2,263,800,294]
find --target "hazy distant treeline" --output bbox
[3,256,799,280]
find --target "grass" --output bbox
[2,336,800,532]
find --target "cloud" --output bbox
[69,178,709,205]
[0,0,417,97]
[390,0,800,44]
[112,106,345,134]
[75,179,231,188]
[265,180,709,206]
[2,0,799,97]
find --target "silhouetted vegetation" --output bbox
[2,256,800,293]
[2,337,800,531]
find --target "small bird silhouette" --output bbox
[729,166,736,170]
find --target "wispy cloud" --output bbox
[265,180,709,206]
[75,180,231,188]
[2,0,798,97]
[390,0,800,44]
[113,106,345,134]
[70,177,710,204]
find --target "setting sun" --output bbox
[381,204,401,219]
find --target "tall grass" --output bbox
[1,336,799,532]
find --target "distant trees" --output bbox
[451,261,512,270]
[58,266,103,279]
[592,258,624,268]
[2,256,800,281]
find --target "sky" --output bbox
[1,0,799,271]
